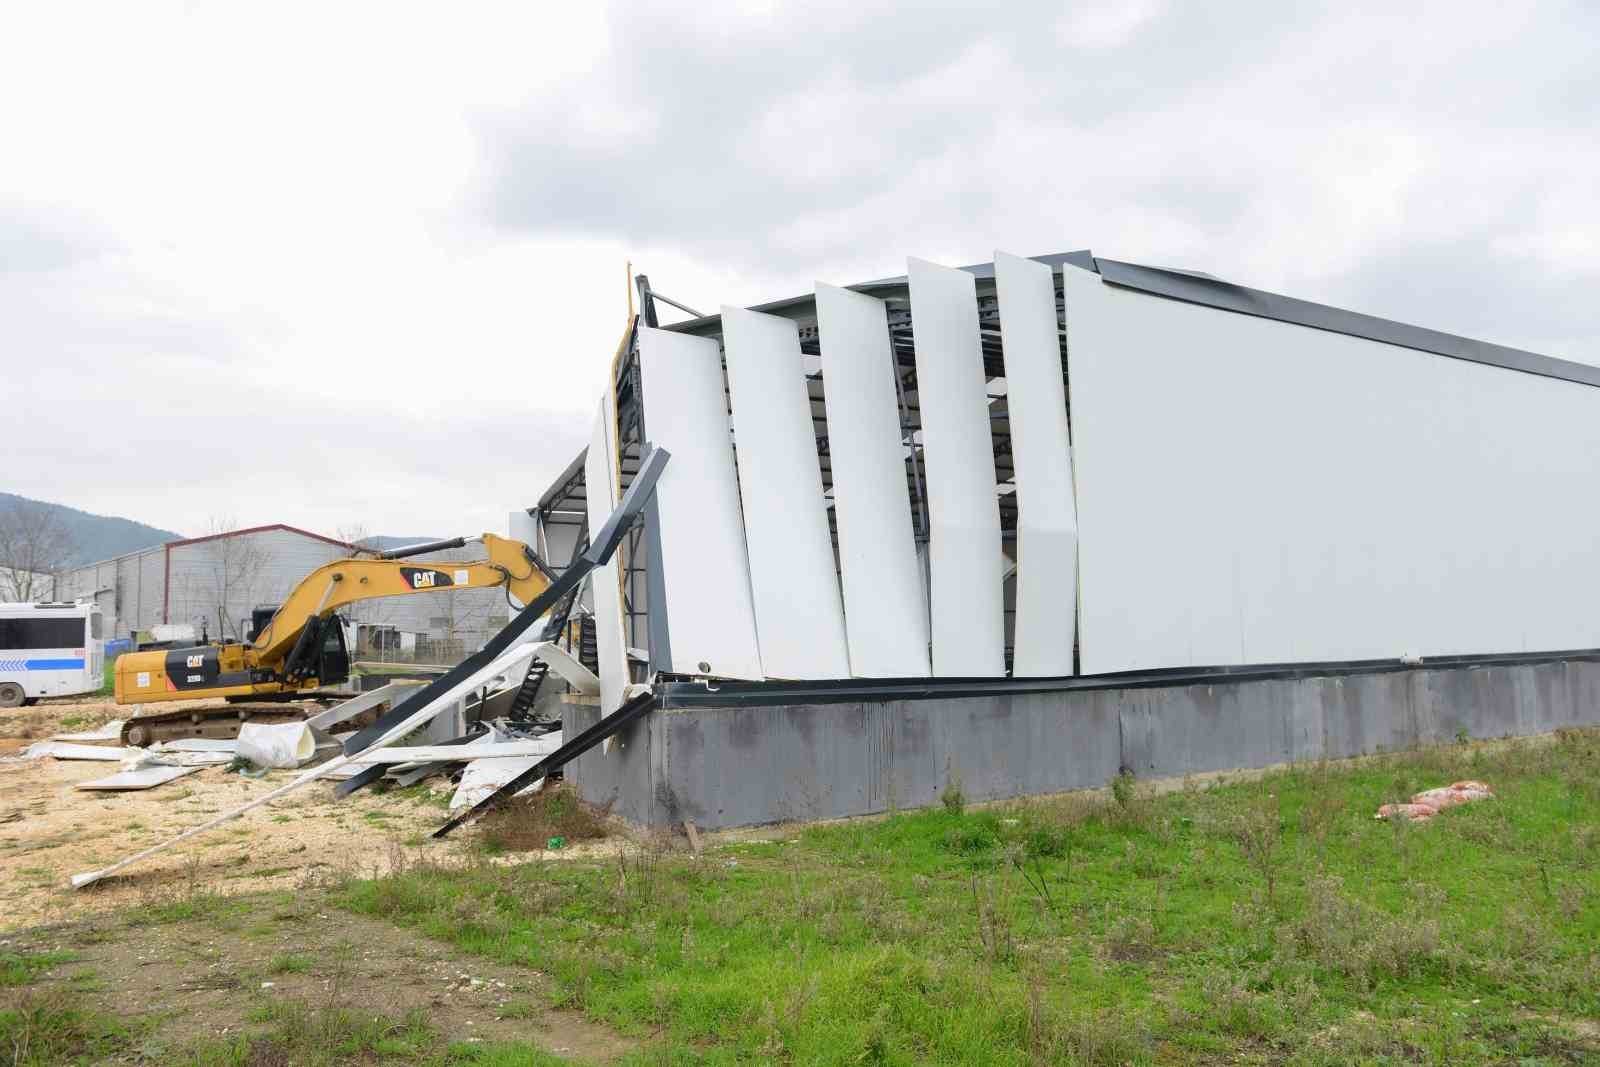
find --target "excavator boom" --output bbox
[113,532,550,709]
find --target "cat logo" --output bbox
[186,654,204,668]
[411,571,438,589]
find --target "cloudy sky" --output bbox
[4,0,1596,541]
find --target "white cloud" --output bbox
[3,0,1597,547]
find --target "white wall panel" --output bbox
[583,400,630,714]
[907,258,1006,676]
[721,306,851,679]
[814,284,932,677]
[1064,264,1600,675]
[994,251,1078,676]
[637,326,765,680]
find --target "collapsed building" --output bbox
[524,251,1600,829]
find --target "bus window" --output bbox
[0,618,86,650]
[90,613,103,639]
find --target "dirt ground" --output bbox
[2,894,636,1061]
[0,696,613,930]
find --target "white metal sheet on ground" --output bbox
[720,305,850,679]
[994,251,1078,677]
[447,731,563,810]
[76,765,202,791]
[814,283,931,677]
[348,738,562,764]
[585,400,631,713]
[1062,264,1600,674]
[906,258,1006,676]
[21,742,140,761]
[71,636,544,889]
[52,720,125,743]
[637,326,764,680]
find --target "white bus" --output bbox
[0,601,104,708]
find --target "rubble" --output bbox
[1376,780,1495,822]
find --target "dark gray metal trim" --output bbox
[659,248,1596,390]
[1090,258,1600,389]
[655,646,1600,709]
[665,251,1094,336]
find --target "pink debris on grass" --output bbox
[1375,780,1494,822]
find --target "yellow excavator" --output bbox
[112,534,552,743]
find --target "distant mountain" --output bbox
[0,492,183,568]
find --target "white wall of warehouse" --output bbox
[1063,265,1600,675]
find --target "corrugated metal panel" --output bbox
[1064,264,1600,674]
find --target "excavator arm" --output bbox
[250,533,549,663]
[112,533,551,707]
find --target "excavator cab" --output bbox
[245,606,279,643]
[319,615,351,686]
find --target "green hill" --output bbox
[0,492,182,568]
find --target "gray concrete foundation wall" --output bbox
[565,657,1600,832]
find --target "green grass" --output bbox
[336,729,1600,1065]
[265,953,314,975]
[168,998,575,1066]
[0,951,80,988]
[0,991,138,1065]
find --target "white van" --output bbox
[0,601,104,707]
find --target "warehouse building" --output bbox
[527,250,1600,830]
[53,525,512,661]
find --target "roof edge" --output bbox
[1090,258,1600,390]
[166,523,353,550]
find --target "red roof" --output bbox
[165,524,353,550]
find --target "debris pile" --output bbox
[1376,780,1494,822]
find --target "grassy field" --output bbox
[4,729,1598,1064]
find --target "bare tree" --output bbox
[335,522,374,556]
[194,517,270,640]
[0,499,76,602]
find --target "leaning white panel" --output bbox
[585,400,631,713]
[720,306,850,678]
[637,326,765,679]
[814,284,931,676]
[906,258,1006,676]
[994,252,1077,676]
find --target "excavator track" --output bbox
[120,702,320,748]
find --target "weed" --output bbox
[1233,799,1283,911]
[941,772,966,815]
[265,954,312,975]
[1110,768,1137,810]
[475,785,609,854]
